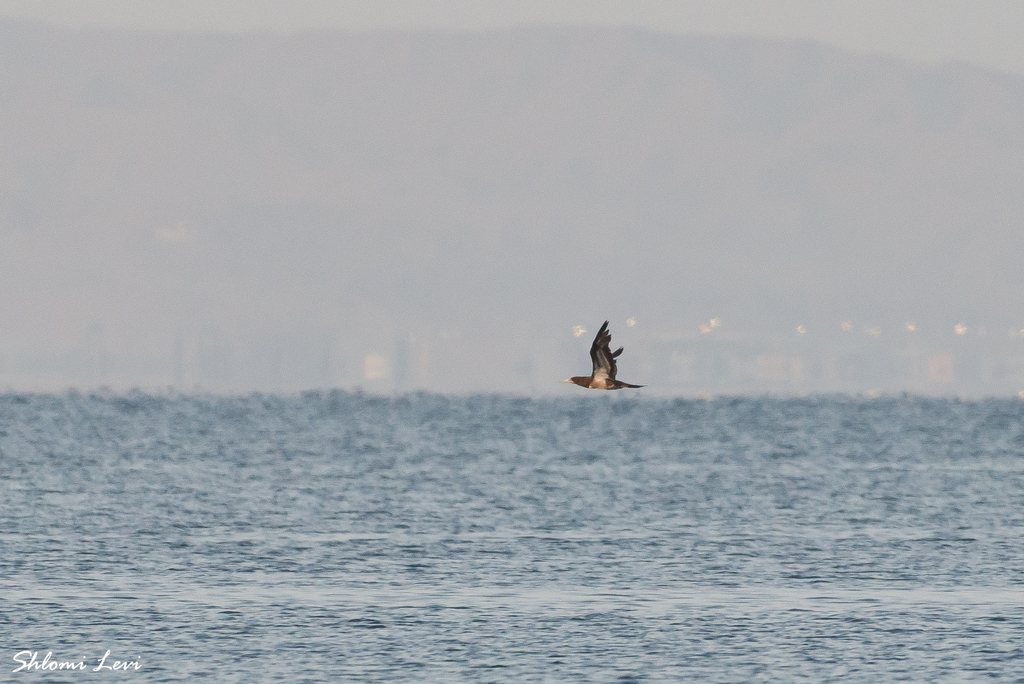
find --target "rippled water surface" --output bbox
[3,392,1024,682]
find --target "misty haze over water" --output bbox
[1,21,1023,395]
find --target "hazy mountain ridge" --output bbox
[1,21,1023,393]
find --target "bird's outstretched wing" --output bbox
[589,320,624,382]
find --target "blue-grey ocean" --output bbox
[3,391,1024,682]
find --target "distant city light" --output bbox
[841,321,853,332]
[700,324,711,334]
[572,325,587,337]
[626,317,636,327]
[153,220,199,245]
[363,354,389,380]
[709,318,721,329]
[796,325,807,334]
[905,322,916,332]
[866,326,881,338]
[955,324,968,335]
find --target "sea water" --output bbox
[2,391,1023,682]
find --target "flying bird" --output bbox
[563,320,644,390]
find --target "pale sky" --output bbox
[1,0,1023,76]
